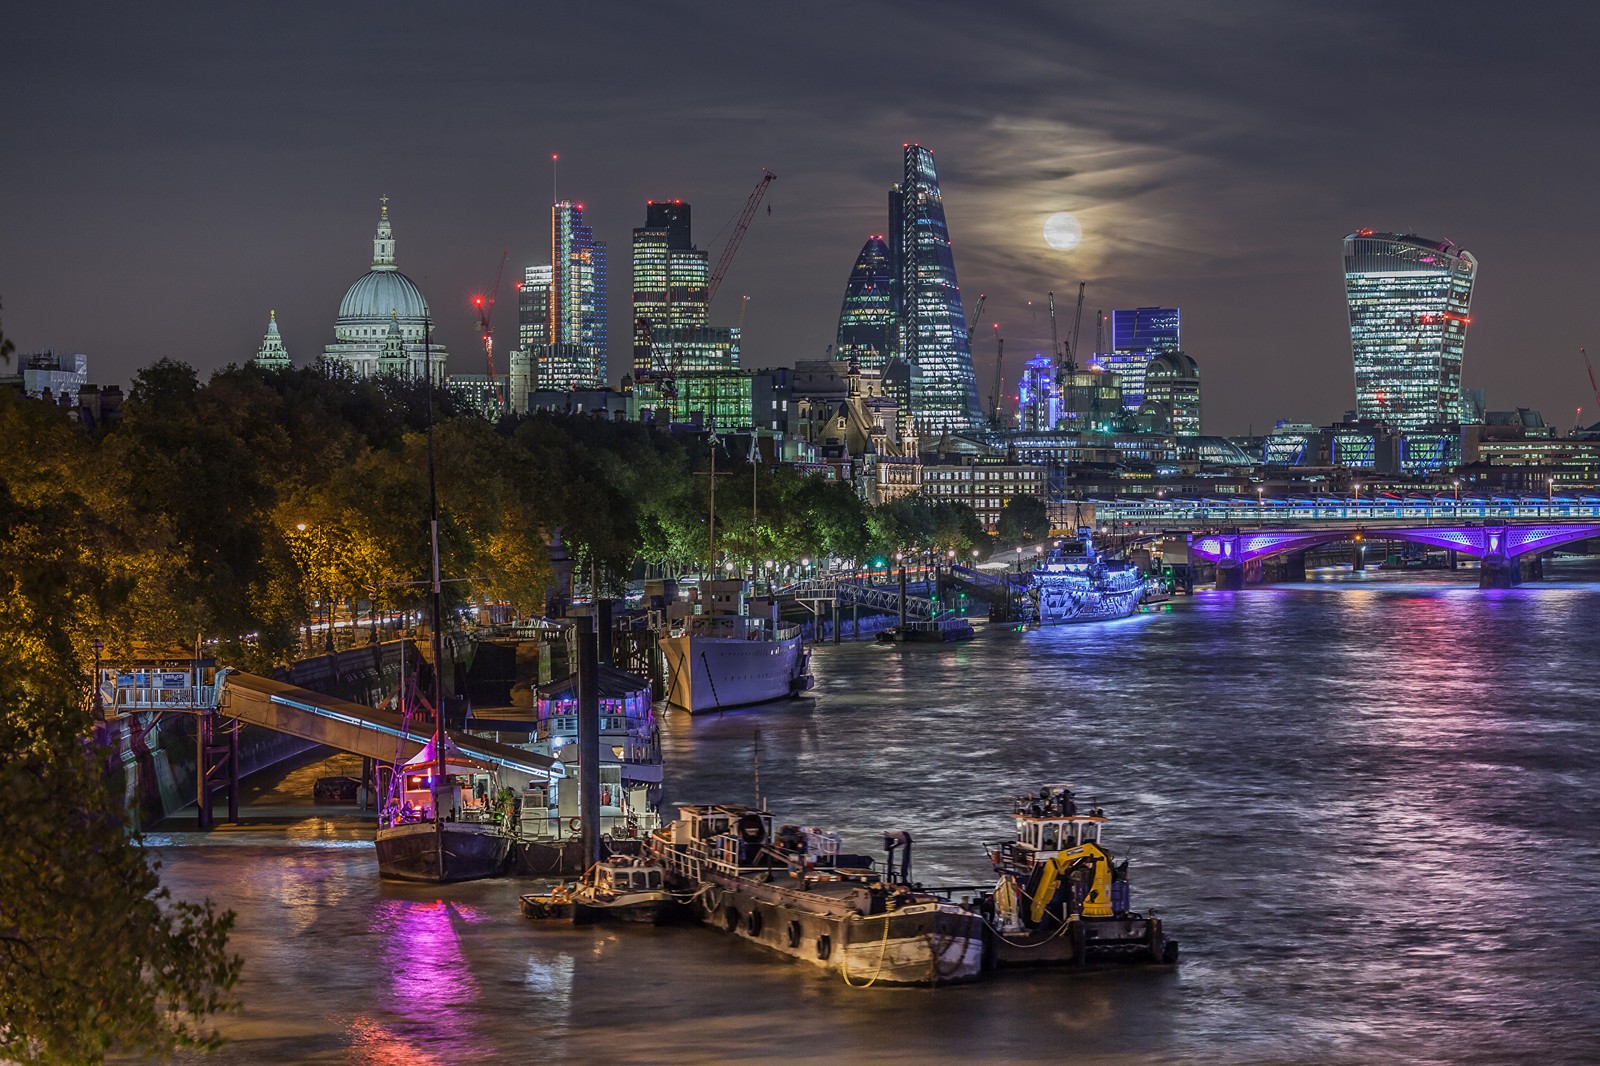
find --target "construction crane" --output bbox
[987,323,1006,428]
[471,249,509,405]
[1048,291,1061,365]
[967,293,987,334]
[706,170,776,307]
[1065,281,1086,373]
[1581,348,1600,429]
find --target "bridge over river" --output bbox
[1091,496,1600,589]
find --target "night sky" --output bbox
[5,2,1597,435]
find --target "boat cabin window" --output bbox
[1041,822,1059,850]
[1083,823,1100,845]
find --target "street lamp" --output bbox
[1548,477,1555,503]
[1256,487,1264,529]
[1352,483,1361,510]
[1453,479,1461,505]
[91,639,104,721]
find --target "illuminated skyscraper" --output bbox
[632,200,715,374]
[834,235,894,369]
[1105,307,1180,410]
[1016,355,1061,432]
[548,201,607,389]
[890,144,981,435]
[1343,231,1476,429]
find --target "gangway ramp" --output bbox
[217,671,563,782]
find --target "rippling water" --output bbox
[135,564,1600,1065]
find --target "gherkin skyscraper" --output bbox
[891,144,981,435]
[834,234,894,369]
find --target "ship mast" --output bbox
[424,317,446,882]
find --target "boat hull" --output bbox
[1034,586,1144,625]
[684,873,985,986]
[661,631,808,713]
[374,821,511,883]
[573,891,683,926]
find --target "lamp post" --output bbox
[1453,479,1461,506]
[91,639,103,721]
[1352,483,1361,512]
[1256,487,1264,529]
[1548,477,1556,504]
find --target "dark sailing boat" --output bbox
[374,319,513,882]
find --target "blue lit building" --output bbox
[890,144,981,435]
[1016,355,1060,432]
[549,201,607,388]
[1343,231,1476,430]
[1104,307,1180,410]
[834,235,894,370]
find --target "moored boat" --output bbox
[876,616,976,644]
[659,580,812,714]
[570,855,682,925]
[651,804,986,986]
[983,785,1178,967]
[1026,530,1147,625]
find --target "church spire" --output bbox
[254,309,291,369]
[372,194,396,271]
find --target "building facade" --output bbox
[921,458,1048,531]
[1343,230,1476,430]
[834,235,895,370]
[891,144,981,436]
[1016,355,1061,433]
[1104,307,1179,410]
[323,198,448,381]
[1142,349,1201,435]
[547,201,607,389]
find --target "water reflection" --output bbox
[136,564,1600,1065]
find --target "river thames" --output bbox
[136,563,1600,1065]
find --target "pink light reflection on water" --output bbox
[346,897,494,1063]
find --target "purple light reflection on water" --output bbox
[354,898,493,1062]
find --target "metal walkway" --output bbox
[111,669,562,782]
[780,577,934,619]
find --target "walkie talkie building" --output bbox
[1343,231,1476,430]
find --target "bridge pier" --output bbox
[1479,555,1520,588]
[1522,553,1545,582]
[1261,551,1307,583]
[1215,564,1244,590]
[1351,543,1366,572]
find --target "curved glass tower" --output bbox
[892,144,981,435]
[1343,231,1476,429]
[834,235,894,369]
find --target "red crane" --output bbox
[472,249,509,404]
[1581,348,1600,426]
[706,170,776,307]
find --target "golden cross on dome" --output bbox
[380,194,389,217]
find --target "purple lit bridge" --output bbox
[1188,524,1600,588]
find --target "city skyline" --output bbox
[4,3,1598,434]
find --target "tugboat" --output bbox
[651,804,986,986]
[1026,529,1147,625]
[519,855,681,925]
[985,786,1178,967]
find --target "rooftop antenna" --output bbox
[552,153,559,204]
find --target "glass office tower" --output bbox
[632,200,711,374]
[549,201,607,388]
[891,144,981,435]
[834,235,895,369]
[1105,306,1180,410]
[1343,231,1476,429]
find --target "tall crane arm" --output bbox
[706,170,776,306]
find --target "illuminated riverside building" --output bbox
[323,198,448,381]
[632,200,712,374]
[547,201,607,388]
[891,144,981,435]
[1343,230,1476,430]
[1104,307,1179,409]
[835,235,894,369]
[508,265,553,411]
[1016,355,1061,432]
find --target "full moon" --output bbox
[1043,212,1082,251]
